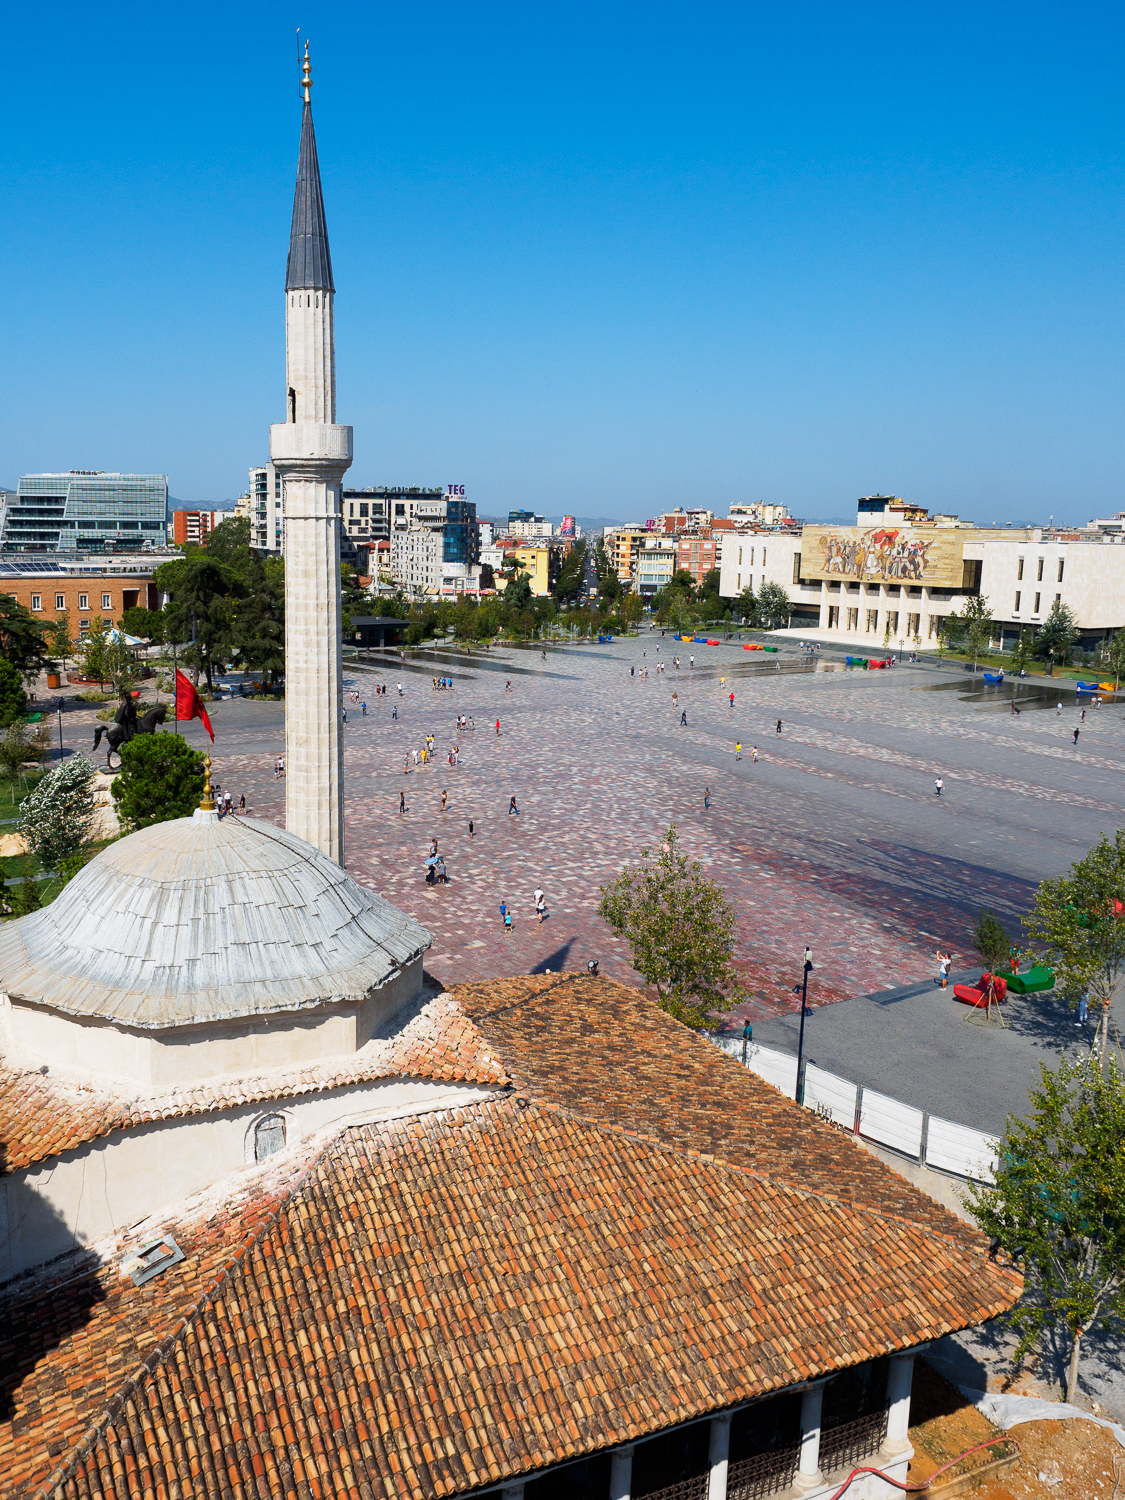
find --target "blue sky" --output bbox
[3,2,1123,524]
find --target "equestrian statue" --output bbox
[92,696,168,767]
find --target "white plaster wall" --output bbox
[978,536,1125,630]
[286,289,336,425]
[3,958,422,1088]
[1,1076,496,1282]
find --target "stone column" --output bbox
[270,421,352,866]
[609,1443,634,1500]
[881,1353,916,1458]
[708,1412,732,1500]
[794,1382,827,1493]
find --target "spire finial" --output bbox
[199,752,217,811]
[302,40,312,103]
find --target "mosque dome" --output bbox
[0,810,431,1031]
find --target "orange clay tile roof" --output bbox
[451,972,979,1246]
[0,990,506,1173]
[0,973,1021,1500]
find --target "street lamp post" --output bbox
[793,948,813,1104]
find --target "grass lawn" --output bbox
[0,773,44,820]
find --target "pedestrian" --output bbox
[680,709,687,725]
[239,793,245,813]
[729,692,735,708]
[224,790,233,815]
[1056,703,1061,716]
[430,838,438,857]
[630,666,634,677]
[508,795,519,815]
[735,742,742,760]
[751,745,758,762]
[441,789,448,812]
[934,776,944,796]
[704,786,711,809]
[1081,708,1086,722]
[536,893,547,923]
[399,790,405,814]
[392,704,398,720]
[496,719,501,736]
[1073,727,1080,745]
[503,906,514,935]
[468,818,474,838]
[1077,992,1088,1027]
[936,950,951,989]
[342,707,347,724]
[775,720,782,735]
[689,654,694,667]
[362,701,367,717]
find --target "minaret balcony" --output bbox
[270,421,353,466]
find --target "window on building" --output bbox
[1034,592,1041,613]
[102,593,112,609]
[254,1114,287,1162]
[79,619,90,631]
[359,503,369,518]
[30,595,41,611]
[1057,559,1064,583]
[1017,557,1024,580]
[1056,592,1061,604]
[1037,558,1044,581]
[55,594,65,610]
[79,593,88,609]
[349,503,354,517]
[1014,592,1021,612]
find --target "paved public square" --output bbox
[153,637,1124,1028]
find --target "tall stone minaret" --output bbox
[270,43,352,865]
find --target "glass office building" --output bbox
[2,472,169,553]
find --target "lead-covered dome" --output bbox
[0,812,431,1029]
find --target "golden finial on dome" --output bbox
[199,752,217,812]
[301,39,312,103]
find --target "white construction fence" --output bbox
[710,1037,999,1183]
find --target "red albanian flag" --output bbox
[175,670,215,742]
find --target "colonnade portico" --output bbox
[818,579,936,645]
[477,1350,921,1500]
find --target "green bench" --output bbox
[997,966,1055,994]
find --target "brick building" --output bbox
[0,560,161,633]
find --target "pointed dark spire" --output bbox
[285,98,335,292]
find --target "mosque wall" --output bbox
[3,957,423,1087]
[1,1075,494,1281]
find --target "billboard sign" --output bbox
[801,524,965,587]
[560,515,575,535]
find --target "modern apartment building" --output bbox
[248,463,285,552]
[603,523,650,583]
[171,510,235,546]
[633,538,678,595]
[1,473,168,554]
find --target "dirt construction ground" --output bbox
[908,1360,1123,1498]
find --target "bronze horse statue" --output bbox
[92,702,168,767]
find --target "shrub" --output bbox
[17,755,96,871]
[112,731,205,831]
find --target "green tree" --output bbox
[621,592,644,626]
[503,570,533,609]
[938,613,965,656]
[17,754,96,871]
[1102,630,1125,691]
[551,540,588,604]
[0,720,38,794]
[341,562,367,636]
[1011,628,1034,675]
[736,584,757,625]
[112,732,206,831]
[154,554,246,691]
[756,581,791,630]
[598,824,745,1029]
[49,612,74,668]
[120,606,165,643]
[975,909,1011,970]
[968,1055,1125,1404]
[0,657,28,726]
[77,616,111,686]
[960,594,994,672]
[0,594,51,681]
[1035,599,1079,674]
[1024,830,1125,1066]
[479,562,496,591]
